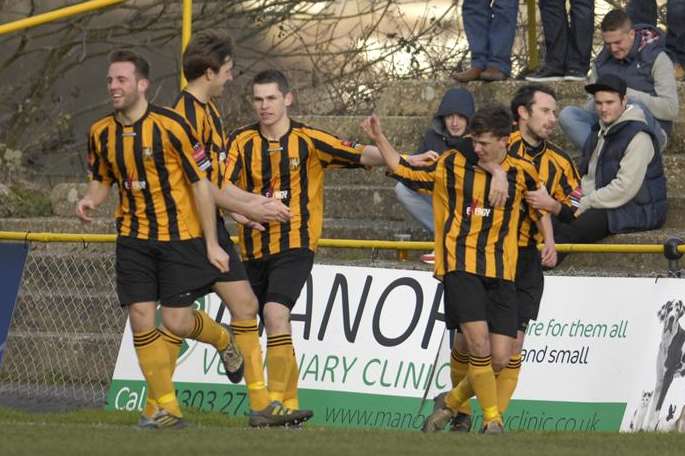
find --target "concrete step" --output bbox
[13,290,123,333]
[0,332,120,385]
[373,80,685,123]
[326,154,685,194]
[20,252,115,292]
[299,114,685,158]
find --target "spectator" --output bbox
[550,74,667,259]
[627,0,685,80]
[559,9,679,153]
[526,0,594,82]
[453,0,519,82]
[394,88,475,264]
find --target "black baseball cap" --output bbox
[585,74,627,97]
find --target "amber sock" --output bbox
[133,329,181,417]
[266,333,293,403]
[450,349,473,415]
[230,319,270,411]
[283,346,300,410]
[496,354,522,414]
[468,354,500,424]
[189,310,229,351]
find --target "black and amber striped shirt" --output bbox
[391,150,541,281]
[88,104,209,241]
[508,131,581,247]
[173,91,227,188]
[224,120,366,260]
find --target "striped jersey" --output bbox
[87,104,209,241]
[390,150,541,281]
[224,120,366,260]
[508,131,581,247]
[173,90,228,188]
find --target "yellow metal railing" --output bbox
[1,231,684,255]
[526,0,539,70]
[0,0,194,89]
[0,0,125,36]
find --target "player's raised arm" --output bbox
[360,114,401,171]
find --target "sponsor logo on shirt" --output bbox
[192,143,211,171]
[124,174,147,191]
[466,199,492,218]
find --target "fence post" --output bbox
[527,0,539,71]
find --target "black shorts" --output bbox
[116,236,221,308]
[243,248,314,310]
[216,218,248,283]
[443,271,517,338]
[516,246,544,332]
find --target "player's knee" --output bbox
[263,305,291,334]
[160,309,194,337]
[235,293,259,320]
[492,356,509,373]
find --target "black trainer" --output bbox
[525,67,564,82]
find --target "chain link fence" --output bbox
[0,245,124,408]
[1,236,682,410]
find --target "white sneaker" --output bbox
[420,251,435,265]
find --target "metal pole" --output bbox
[527,0,539,70]
[180,0,192,90]
[0,0,125,36]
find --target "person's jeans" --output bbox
[539,0,594,73]
[628,0,685,66]
[462,0,519,75]
[559,102,668,152]
[394,182,434,233]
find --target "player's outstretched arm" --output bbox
[359,145,386,167]
[526,183,562,215]
[360,114,401,171]
[211,183,290,224]
[76,181,110,223]
[536,213,557,268]
[192,179,229,273]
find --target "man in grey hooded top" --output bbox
[394,87,475,264]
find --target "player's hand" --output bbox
[360,114,383,141]
[76,197,96,223]
[486,168,508,208]
[207,242,229,273]
[540,241,557,268]
[230,212,265,231]
[406,151,439,167]
[525,184,554,211]
[248,197,291,223]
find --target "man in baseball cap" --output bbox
[552,73,667,263]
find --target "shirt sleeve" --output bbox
[523,163,543,221]
[165,116,208,184]
[387,156,436,194]
[625,52,679,121]
[223,137,243,187]
[87,126,114,186]
[305,127,367,169]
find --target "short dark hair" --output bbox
[109,49,150,80]
[601,9,632,33]
[183,31,234,81]
[469,105,513,139]
[510,84,557,122]
[253,69,290,94]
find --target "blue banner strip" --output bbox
[0,243,29,367]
